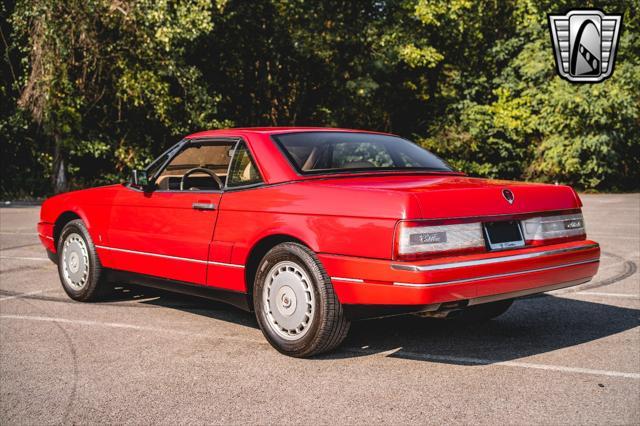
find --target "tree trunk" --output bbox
[51,139,68,194]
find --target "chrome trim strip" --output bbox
[330,276,364,283]
[96,245,207,264]
[391,243,599,272]
[208,260,245,269]
[393,258,599,288]
[95,245,245,268]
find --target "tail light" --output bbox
[394,221,485,260]
[394,211,587,261]
[521,212,586,244]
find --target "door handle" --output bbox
[192,202,216,210]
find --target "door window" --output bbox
[155,142,235,190]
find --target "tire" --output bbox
[56,219,108,302]
[253,242,350,357]
[453,299,514,322]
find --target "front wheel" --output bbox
[253,242,350,357]
[57,219,108,302]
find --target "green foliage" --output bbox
[1,0,638,197]
[2,0,227,195]
[419,0,639,190]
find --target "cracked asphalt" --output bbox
[1,194,639,425]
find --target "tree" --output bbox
[1,0,638,197]
[9,0,226,193]
[418,0,639,189]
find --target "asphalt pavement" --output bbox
[1,194,638,425]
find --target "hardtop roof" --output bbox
[185,127,392,139]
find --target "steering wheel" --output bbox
[180,167,223,191]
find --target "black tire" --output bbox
[453,299,514,322]
[253,242,350,357]
[56,219,108,302]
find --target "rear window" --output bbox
[273,132,452,174]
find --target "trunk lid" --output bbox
[313,174,581,219]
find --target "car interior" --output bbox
[285,141,394,172]
[154,141,261,191]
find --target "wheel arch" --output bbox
[244,234,308,300]
[53,211,84,247]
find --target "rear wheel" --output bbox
[253,242,350,357]
[57,219,108,302]
[453,299,514,322]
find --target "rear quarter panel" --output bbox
[215,181,421,264]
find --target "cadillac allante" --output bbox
[38,128,600,357]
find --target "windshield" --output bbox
[273,132,452,174]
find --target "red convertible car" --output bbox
[38,128,600,357]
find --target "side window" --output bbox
[155,142,235,190]
[227,142,263,187]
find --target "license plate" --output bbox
[483,220,525,250]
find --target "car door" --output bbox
[106,139,237,285]
[205,140,265,291]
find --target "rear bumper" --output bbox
[320,240,600,310]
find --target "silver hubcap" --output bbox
[61,233,89,290]
[263,261,315,341]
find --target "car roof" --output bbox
[185,127,393,139]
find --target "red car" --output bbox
[38,128,600,357]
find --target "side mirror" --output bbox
[130,169,151,190]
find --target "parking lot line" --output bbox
[2,314,638,380]
[576,291,639,299]
[0,232,38,235]
[0,314,261,344]
[348,348,640,380]
[0,288,57,302]
[0,256,50,261]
